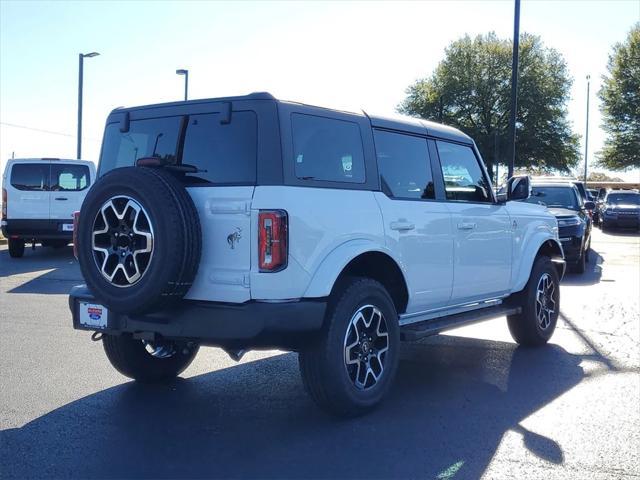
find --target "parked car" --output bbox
[1,158,96,258]
[523,182,593,274]
[69,93,565,416]
[600,190,640,231]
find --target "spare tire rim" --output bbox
[343,304,389,390]
[536,273,556,330]
[91,195,154,287]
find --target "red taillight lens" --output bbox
[258,210,288,272]
[72,211,80,259]
[1,188,7,220]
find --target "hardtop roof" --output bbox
[111,92,473,144]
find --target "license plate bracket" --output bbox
[78,301,108,329]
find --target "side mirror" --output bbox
[584,201,595,210]
[506,175,531,201]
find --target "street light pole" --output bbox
[507,0,520,179]
[584,75,591,186]
[176,69,189,101]
[77,52,99,159]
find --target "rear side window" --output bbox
[292,113,365,183]
[374,130,435,200]
[181,111,257,185]
[10,163,49,191]
[436,141,492,203]
[51,164,90,191]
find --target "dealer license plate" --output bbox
[79,302,108,329]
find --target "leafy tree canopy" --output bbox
[399,32,581,176]
[598,23,640,171]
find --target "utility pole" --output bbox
[584,75,591,186]
[507,0,520,179]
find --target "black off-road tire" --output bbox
[507,256,560,347]
[77,167,201,314]
[8,238,25,258]
[573,248,586,274]
[103,334,199,383]
[298,277,400,417]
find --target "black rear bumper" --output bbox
[69,285,326,350]
[2,219,73,240]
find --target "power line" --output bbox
[0,122,100,142]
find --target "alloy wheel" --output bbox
[535,273,556,330]
[91,196,154,287]
[343,305,389,390]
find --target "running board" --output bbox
[400,304,522,341]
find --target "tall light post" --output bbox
[584,75,591,186]
[176,69,189,101]
[77,51,100,159]
[507,0,521,179]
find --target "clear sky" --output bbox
[1,0,639,181]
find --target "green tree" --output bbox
[399,33,580,177]
[598,23,640,171]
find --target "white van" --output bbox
[1,158,96,258]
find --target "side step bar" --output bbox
[400,304,522,341]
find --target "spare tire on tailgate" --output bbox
[77,166,201,314]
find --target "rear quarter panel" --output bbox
[250,186,387,300]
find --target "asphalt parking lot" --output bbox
[1,228,638,479]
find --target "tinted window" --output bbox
[51,164,90,191]
[524,186,580,210]
[99,117,182,174]
[436,141,491,202]
[181,111,257,185]
[292,113,365,183]
[10,163,50,191]
[606,193,640,205]
[374,130,434,200]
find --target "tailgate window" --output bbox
[99,117,182,175]
[181,111,257,185]
[99,112,257,186]
[10,163,50,191]
[51,164,90,191]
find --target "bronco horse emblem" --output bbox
[227,227,242,249]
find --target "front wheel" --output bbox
[507,256,560,347]
[103,334,199,382]
[298,278,400,417]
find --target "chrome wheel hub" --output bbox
[91,196,154,287]
[535,273,556,330]
[344,305,389,390]
[143,340,176,358]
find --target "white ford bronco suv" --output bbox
[70,93,565,416]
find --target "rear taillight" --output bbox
[72,211,80,259]
[1,188,6,220]
[258,210,288,272]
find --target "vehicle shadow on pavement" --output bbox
[0,246,82,295]
[0,334,614,479]
[561,249,603,286]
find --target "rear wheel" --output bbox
[102,334,199,382]
[298,278,400,417]
[507,256,559,346]
[8,238,25,258]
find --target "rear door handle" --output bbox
[457,222,476,230]
[54,197,68,201]
[390,221,415,231]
